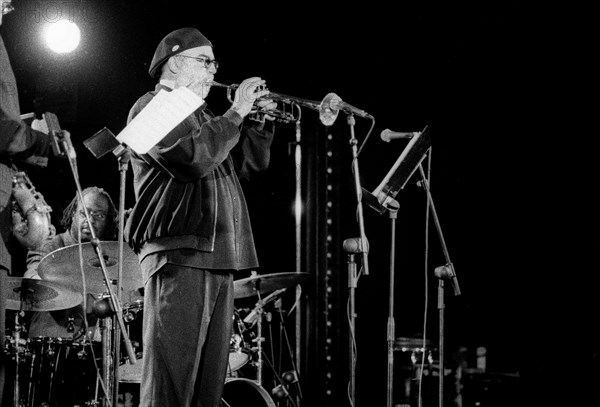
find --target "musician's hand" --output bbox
[231,77,269,118]
[255,99,277,122]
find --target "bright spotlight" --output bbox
[44,20,81,54]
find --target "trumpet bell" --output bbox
[319,93,340,126]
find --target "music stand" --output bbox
[362,125,429,407]
[364,125,461,407]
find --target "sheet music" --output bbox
[116,87,203,154]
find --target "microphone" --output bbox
[322,93,372,119]
[380,128,419,142]
[342,237,369,254]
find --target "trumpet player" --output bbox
[124,27,277,407]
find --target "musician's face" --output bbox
[71,191,110,242]
[172,45,217,99]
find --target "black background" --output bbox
[2,1,597,406]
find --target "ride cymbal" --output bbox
[37,241,143,295]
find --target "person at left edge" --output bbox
[1,0,57,403]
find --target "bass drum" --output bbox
[222,378,276,407]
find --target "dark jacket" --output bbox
[0,34,51,272]
[124,84,274,259]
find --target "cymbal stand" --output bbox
[253,306,264,386]
[111,147,130,407]
[12,302,25,407]
[275,298,303,400]
[101,315,113,407]
[243,283,282,385]
[254,306,297,407]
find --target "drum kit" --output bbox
[3,242,310,407]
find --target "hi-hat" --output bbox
[5,277,83,312]
[234,272,310,299]
[37,241,143,295]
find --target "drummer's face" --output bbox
[71,192,109,241]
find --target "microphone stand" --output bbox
[346,114,370,275]
[58,132,137,405]
[345,249,358,407]
[360,192,399,407]
[342,236,369,407]
[385,201,400,407]
[112,150,131,407]
[416,163,461,407]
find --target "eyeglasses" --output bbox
[78,209,107,221]
[179,55,219,70]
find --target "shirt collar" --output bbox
[159,79,175,90]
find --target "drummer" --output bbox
[24,186,118,339]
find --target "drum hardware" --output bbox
[228,309,252,375]
[117,300,144,384]
[11,307,26,406]
[12,336,102,407]
[273,297,303,400]
[29,237,142,405]
[232,287,302,407]
[232,273,307,404]
[233,272,310,300]
[4,277,88,407]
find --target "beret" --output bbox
[148,27,212,78]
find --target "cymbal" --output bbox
[5,277,84,312]
[37,241,143,295]
[234,272,310,300]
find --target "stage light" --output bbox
[44,20,80,53]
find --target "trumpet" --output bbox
[208,81,332,124]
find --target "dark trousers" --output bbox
[139,264,234,407]
[0,267,7,406]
